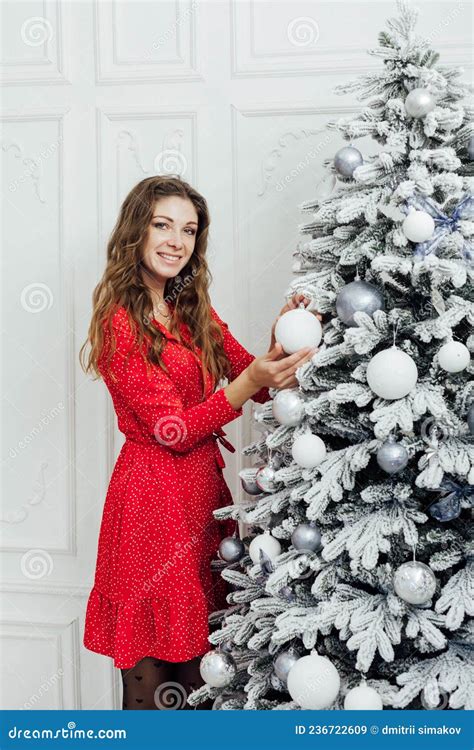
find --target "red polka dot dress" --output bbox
[83,304,269,669]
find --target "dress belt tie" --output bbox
[212,427,235,469]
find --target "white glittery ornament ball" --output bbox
[249,532,282,565]
[393,561,436,605]
[402,209,435,243]
[291,432,326,469]
[287,650,340,709]
[437,341,470,373]
[366,346,418,400]
[272,389,304,426]
[199,650,237,688]
[274,308,322,354]
[344,684,383,710]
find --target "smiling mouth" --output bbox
[157,252,182,263]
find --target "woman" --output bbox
[80,175,318,710]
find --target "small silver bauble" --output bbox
[274,649,300,684]
[334,146,363,178]
[376,437,409,474]
[291,522,322,552]
[336,280,384,327]
[218,536,245,563]
[240,475,262,496]
[404,88,436,118]
[255,465,278,492]
[200,649,237,688]
[393,561,436,605]
[272,389,304,426]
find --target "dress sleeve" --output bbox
[103,310,244,453]
[210,306,270,405]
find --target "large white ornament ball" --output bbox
[249,533,282,565]
[438,341,470,373]
[274,308,322,354]
[367,347,418,400]
[393,561,436,605]
[291,433,326,469]
[199,650,237,688]
[402,209,435,243]
[287,651,341,709]
[344,684,383,710]
[404,88,436,118]
[272,389,304,426]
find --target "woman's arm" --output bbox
[103,308,253,453]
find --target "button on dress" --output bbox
[83,304,269,669]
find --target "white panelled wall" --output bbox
[1,0,471,710]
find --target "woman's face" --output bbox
[141,195,198,285]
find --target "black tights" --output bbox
[120,655,214,710]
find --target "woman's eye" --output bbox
[154,222,167,229]
[153,223,195,236]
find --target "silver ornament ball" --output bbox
[255,465,278,493]
[468,135,474,161]
[291,522,322,552]
[274,649,300,684]
[334,146,363,178]
[218,536,245,563]
[200,650,237,688]
[404,88,435,118]
[240,475,262,496]
[336,280,384,327]
[393,561,436,605]
[376,437,409,474]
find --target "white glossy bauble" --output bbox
[344,684,383,710]
[402,209,435,243]
[248,533,282,565]
[272,389,304,426]
[404,88,436,118]
[274,308,322,354]
[367,347,418,400]
[287,652,340,710]
[291,433,326,469]
[438,341,470,373]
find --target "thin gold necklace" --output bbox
[152,297,171,320]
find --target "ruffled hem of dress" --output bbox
[83,585,211,669]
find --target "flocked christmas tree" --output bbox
[189,0,473,710]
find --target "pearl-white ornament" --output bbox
[404,88,436,118]
[402,209,435,243]
[287,650,340,709]
[255,465,278,493]
[367,346,418,400]
[291,433,326,469]
[344,684,383,710]
[274,308,322,354]
[272,389,304,426]
[249,532,282,565]
[393,561,436,605]
[437,341,470,373]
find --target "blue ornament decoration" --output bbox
[401,193,474,263]
[427,479,474,522]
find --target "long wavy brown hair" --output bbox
[79,176,232,399]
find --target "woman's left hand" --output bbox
[269,293,322,353]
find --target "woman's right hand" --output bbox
[247,342,318,391]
